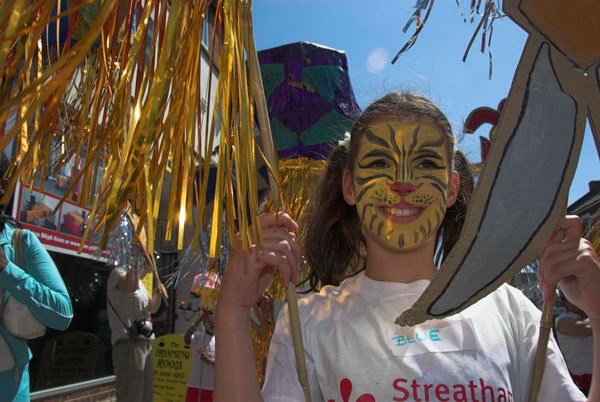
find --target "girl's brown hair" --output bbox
[303,93,473,290]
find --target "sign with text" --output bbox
[12,181,109,261]
[35,332,99,389]
[153,334,192,402]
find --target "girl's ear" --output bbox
[446,171,460,207]
[342,169,356,205]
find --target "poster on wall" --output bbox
[153,334,192,402]
[11,181,109,261]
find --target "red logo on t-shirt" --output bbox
[328,378,376,402]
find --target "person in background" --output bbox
[184,308,216,402]
[107,247,162,402]
[0,214,73,401]
[556,290,594,395]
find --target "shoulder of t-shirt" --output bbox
[274,287,331,331]
[493,283,536,306]
[492,283,543,324]
[190,330,205,348]
[293,282,346,313]
[107,267,127,288]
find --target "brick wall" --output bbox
[33,383,116,402]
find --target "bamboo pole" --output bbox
[528,218,566,401]
[527,289,556,401]
[243,2,311,401]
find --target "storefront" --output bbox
[9,178,177,400]
[6,179,116,399]
[28,253,114,399]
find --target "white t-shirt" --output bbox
[262,272,585,402]
[188,324,216,390]
[555,312,593,375]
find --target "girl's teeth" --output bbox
[387,208,419,216]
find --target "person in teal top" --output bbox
[0,215,73,401]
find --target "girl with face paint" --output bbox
[215,93,600,402]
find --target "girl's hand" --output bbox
[539,216,600,320]
[218,212,301,312]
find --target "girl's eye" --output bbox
[366,160,390,169]
[416,160,441,169]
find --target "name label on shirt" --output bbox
[387,318,477,357]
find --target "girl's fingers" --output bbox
[540,242,583,273]
[257,251,292,286]
[551,215,582,242]
[259,212,299,233]
[262,229,301,270]
[541,237,580,257]
[542,260,586,290]
[539,239,599,301]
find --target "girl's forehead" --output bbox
[354,119,448,156]
[365,118,443,137]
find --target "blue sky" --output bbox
[252,0,598,205]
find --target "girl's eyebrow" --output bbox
[361,150,395,162]
[414,150,444,160]
[419,132,445,149]
[365,129,390,149]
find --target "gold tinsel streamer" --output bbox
[251,293,274,388]
[262,158,327,300]
[0,0,269,260]
[1,1,313,394]
[585,211,600,255]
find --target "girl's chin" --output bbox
[363,228,436,253]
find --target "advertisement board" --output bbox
[12,180,109,261]
[153,334,192,402]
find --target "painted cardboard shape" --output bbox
[397,0,600,326]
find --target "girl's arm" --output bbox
[539,216,600,401]
[0,230,72,330]
[216,302,258,400]
[215,213,301,402]
[184,310,208,346]
[116,267,139,292]
[148,285,162,314]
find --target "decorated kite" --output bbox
[258,41,361,160]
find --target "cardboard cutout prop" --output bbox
[396,0,599,325]
[464,99,506,163]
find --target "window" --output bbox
[28,253,113,391]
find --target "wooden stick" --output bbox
[244,3,311,401]
[528,218,565,401]
[527,289,556,401]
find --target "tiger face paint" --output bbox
[350,120,453,250]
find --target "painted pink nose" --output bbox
[388,183,418,194]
